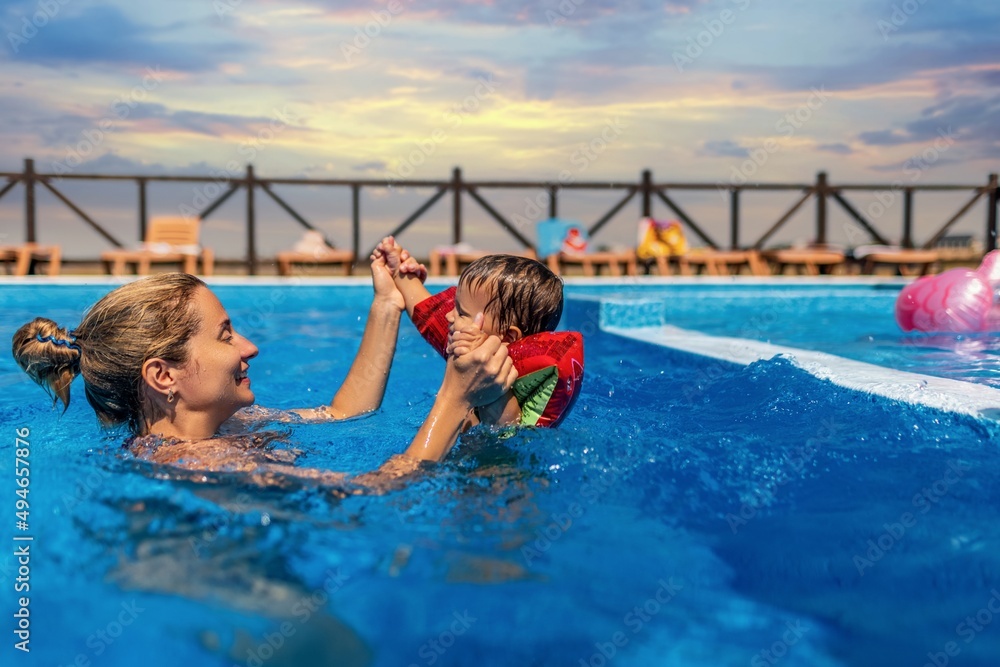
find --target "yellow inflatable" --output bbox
[637,218,687,260]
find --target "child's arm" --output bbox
[372,235,432,319]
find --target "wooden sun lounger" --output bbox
[546,250,637,277]
[100,216,214,277]
[276,249,355,276]
[0,244,61,276]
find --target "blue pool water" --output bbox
[1,280,999,667]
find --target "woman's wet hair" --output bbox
[459,254,564,336]
[12,273,206,435]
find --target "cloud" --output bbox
[2,3,249,72]
[817,143,854,155]
[858,95,1000,147]
[352,161,387,172]
[699,139,749,158]
[126,102,304,137]
[53,150,171,175]
[309,0,705,28]
[857,130,910,147]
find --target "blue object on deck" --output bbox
[536,218,586,258]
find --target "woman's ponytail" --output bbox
[12,317,82,411]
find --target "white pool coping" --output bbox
[605,324,1000,421]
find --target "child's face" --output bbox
[448,281,501,337]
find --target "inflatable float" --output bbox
[412,287,584,427]
[637,218,688,260]
[895,250,1000,333]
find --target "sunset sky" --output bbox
[1,0,998,259]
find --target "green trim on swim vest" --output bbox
[512,365,558,426]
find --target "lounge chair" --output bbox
[101,216,214,277]
[0,243,61,276]
[854,245,939,276]
[538,218,637,277]
[675,248,768,276]
[276,230,354,276]
[428,243,536,277]
[761,244,847,276]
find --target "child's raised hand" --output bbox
[371,235,414,279]
[398,253,428,283]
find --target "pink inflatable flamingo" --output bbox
[895,250,1000,332]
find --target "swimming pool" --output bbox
[2,278,999,667]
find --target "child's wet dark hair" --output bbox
[458,254,563,336]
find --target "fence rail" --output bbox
[2,158,997,274]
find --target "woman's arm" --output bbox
[402,335,517,462]
[291,256,404,420]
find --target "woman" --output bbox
[11,257,517,477]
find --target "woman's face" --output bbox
[174,287,259,426]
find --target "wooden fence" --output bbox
[2,158,997,274]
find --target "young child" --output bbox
[372,236,583,428]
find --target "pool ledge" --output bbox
[605,324,1000,421]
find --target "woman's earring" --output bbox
[167,388,175,403]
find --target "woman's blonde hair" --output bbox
[12,273,206,435]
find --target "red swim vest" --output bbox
[411,287,584,427]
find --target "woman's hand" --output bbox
[447,312,489,357]
[442,333,518,409]
[370,254,405,312]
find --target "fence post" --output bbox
[138,177,148,242]
[548,185,558,219]
[246,165,256,276]
[902,187,914,249]
[816,171,828,244]
[352,184,361,266]
[730,188,740,249]
[452,167,462,244]
[641,169,652,217]
[25,158,36,243]
[988,173,998,253]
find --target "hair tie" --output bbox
[35,332,81,352]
